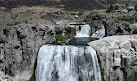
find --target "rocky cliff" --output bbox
[0,24,55,81]
[102,19,137,36]
[84,12,137,36]
[88,35,137,81]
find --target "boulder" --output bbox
[0,23,55,81]
[88,35,137,81]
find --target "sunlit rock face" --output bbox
[88,35,137,81]
[36,45,101,81]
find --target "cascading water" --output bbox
[75,25,91,37]
[36,45,101,81]
[35,23,102,81]
[92,26,105,38]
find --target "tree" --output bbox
[114,5,119,10]
[135,5,137,11]
[106,8,113,13]
[126,4,128,7]
[110,5,114,10]
[106,5,113,13]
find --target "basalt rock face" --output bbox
[101,19,137,36]
[0,24,55,81]
[103,19,131,36]
[88,35,137,81]
[84,13,137,36]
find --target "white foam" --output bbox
[36,45,101,81]
[92,26,105,38]
[75,25,91,37]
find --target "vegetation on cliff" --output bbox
[117,15,137,23]
[106,5,119,13]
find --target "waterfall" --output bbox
[36,45,101,81]
[75,25,91,37]
[92,26,105,38]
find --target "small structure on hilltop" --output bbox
[75,15,79,18]
[127,6,134,10]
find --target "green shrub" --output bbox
[78,12,84,16]
[90,27,93,36]
[114,5,119,10]
[7,21,20,26]
[110,5,113,10]
[14,22,19,25]
[30,73,35,81]
[89,22,97,36]
[106,5,119,13]
[55,34,71,41]
[135,5,137,11]
[126,4,128,7]
[89,22,95,27]
[70,12,77,16]
[117,15,137,21]
[106,5,114,13]
[65,27,76,36]
[116,32,123,35]
[70,12,83,16]
[101,71,105,81]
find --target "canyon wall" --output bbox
[88,35,137,81]
[0,24,55,81]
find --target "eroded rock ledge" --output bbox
[0,24,55,81]
[88,35,137,81]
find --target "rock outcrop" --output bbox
[88,35,137,81]
[95,19,137,36]
[0,24,55,81]
[84,12,137,36]
[102,19,137,36]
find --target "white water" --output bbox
[75,25,91,37]
[92,26,105,38]
[36,45,101,81]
